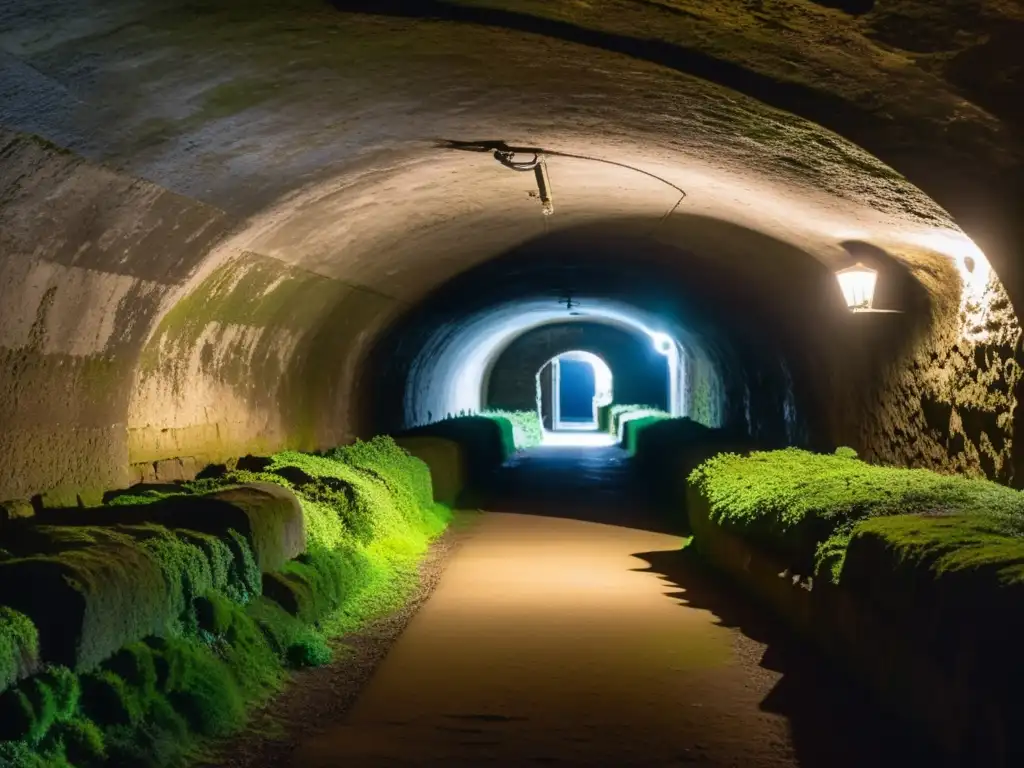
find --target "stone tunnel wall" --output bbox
[854,262,1024,484]
[2,131,1024,504]
[0,131,394,502]
[0,131,232,503]
[126,247,397,484]
[129,251,338,471]
[485,322,670,414]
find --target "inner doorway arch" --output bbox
[537,351,613,431]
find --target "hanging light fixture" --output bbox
[835,262,878,311]
[494,150,554,216]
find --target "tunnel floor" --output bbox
[286,447,936,767]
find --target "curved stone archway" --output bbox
[485,322,670,418]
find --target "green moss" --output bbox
[393,436,465,506]
[0,540,167,671]
[101,694,190,768]
[399,416,514,487]
[149,637,245,737]
[204,596,283,699]
[621,413,672,455]
[0,688,37,743]
[106,490,185,507]
[0,667,78,749]
[243,597,331,669]
[0,739,64,768]
[137,253,348,379]
[194,593,234,636]
[480,410,543,448]
[34,667,78,721]
[46,719,106,764]
[269,545,369,621]
[690,448,1024,579]
[0,607,38,694]
[285,633,332,668]
[606,404,669,437]
[0,433,452,766]
[103,645,158,710]
[851,513,1024,577]
[80,671,144,727]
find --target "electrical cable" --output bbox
[486,143,685,226]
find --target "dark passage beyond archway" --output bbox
[557,357,595,424]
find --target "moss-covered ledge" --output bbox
[685,451,1024,764]
[0,436,456,767]
[688,491,1014,762]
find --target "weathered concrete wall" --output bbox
[129,252,339,467]
[0,131,230,502]
[127,250,397,477]
[485,322,669,413]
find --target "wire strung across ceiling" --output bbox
[439,139,687,230]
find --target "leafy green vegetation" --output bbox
[0,436,451,767]
[481,410,542,449]
[689,447,1024,582]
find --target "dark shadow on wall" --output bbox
[632,547,946,768]
[325,0,875,139]
[809,0,875,14]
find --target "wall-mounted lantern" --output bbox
[835,262,878,312]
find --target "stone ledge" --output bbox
[686,486,1011,765]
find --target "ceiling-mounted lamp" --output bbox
[835,262,878,312]
[494,150,554,216]
[650,332,674,356]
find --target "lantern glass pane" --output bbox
[835,265,877,309]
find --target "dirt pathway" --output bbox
[278,446,936,767]
[290,512,798,767]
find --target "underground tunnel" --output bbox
[2,0,1024,766]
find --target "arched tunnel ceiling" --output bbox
[2,0,1021,306]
